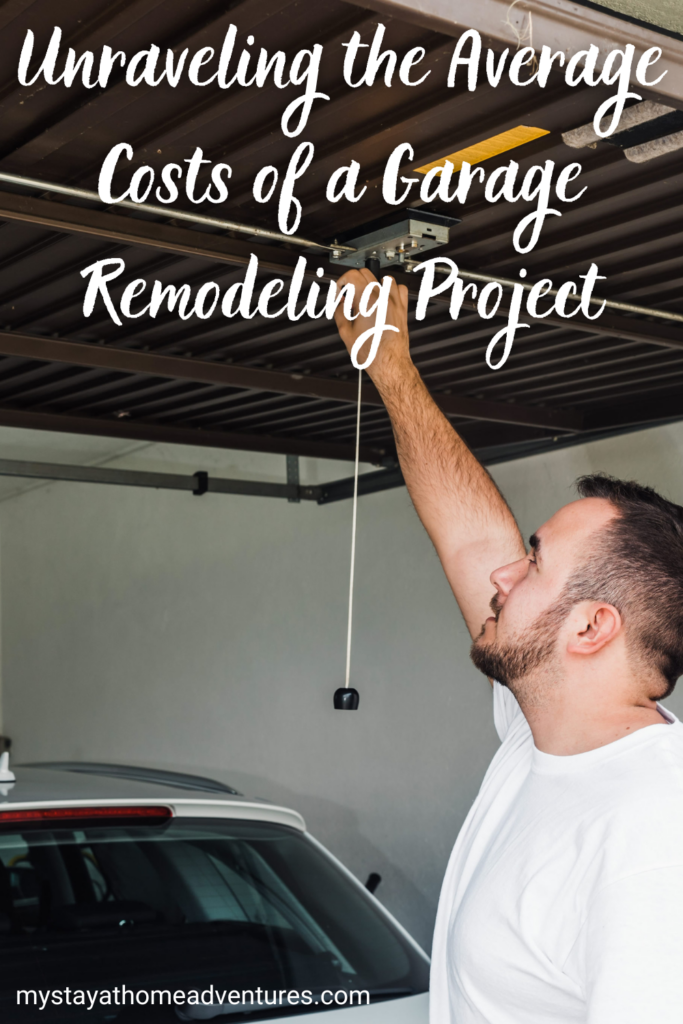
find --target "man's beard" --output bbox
[470,596,570,702]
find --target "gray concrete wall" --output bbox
[590,0,683,35]
[2,420,683,951]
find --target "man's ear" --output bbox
[565,602,622,656]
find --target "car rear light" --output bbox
[0,805,173,826]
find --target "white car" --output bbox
[0,758,429,1023]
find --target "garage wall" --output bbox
[590,0,683,35]
[2,420,683,951]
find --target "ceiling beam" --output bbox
[433,287,683,354]
[0,329,582,431]
[3,192,678,430]
[551,309,683,351]
[316,465,405,504]
[583,393,683,432]
[1,188,680,357]
[343,0,683,105]
[0,405,384,463]
[0,456,304,501]
[0,189,316,274]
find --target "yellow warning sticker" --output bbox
[415,126,550,174]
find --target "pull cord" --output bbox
[334,368,362,710]
[344,368,362,689]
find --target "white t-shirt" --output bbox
[430,681,683,1024]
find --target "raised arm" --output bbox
[334,268,525,639]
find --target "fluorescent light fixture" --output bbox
[625,129,683,162]
[562,100,675,149]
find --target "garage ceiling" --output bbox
[0,0,681,474]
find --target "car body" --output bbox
[0,761,429,1023]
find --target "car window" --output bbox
[0,817,428,1022]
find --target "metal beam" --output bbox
[0,457,304,500]
[0,170,350,254]
[4,192,679,433]
[0,189,312,275]
[1,188,678,356]
[0,330,582,431]
[318,405,683,502]
[0,406,382,463]
[286,454,301,503]
[0,188,679,365]
[450,295,683,353]
[583,393,683,431]
[343,0,683,104]
[0,453,404,505]
[0,415,681,506]
[316,465,405,504]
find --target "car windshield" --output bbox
[0,816,428,1022]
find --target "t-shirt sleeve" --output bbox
[492,679,524,742]
[574,865,683,1023]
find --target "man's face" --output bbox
[471,497,617,690]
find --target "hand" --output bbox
[333,267,412,387]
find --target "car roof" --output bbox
[0,765,305,832]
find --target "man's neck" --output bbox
[513,666,669,756]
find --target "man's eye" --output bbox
[528,556,537,565]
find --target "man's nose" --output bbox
[490,556,530,599]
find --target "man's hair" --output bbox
[570,473,683,697]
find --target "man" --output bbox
[335,269,683,1024]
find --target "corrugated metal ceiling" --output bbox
[0,0,680,466]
